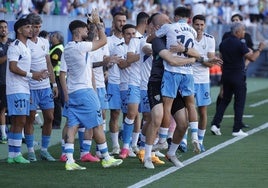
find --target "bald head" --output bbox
[146,13,171,43]
[151,13,170,28]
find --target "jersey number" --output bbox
[176,35,194,57]
[15,99,27,108]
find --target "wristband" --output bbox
[26,72,33,78]
[52,83,57,87]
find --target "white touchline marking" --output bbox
[128,123,268,188]
[249,99,268,107]
[223,115,254,118]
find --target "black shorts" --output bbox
[0,84,7,110]
[148,81,185,115]
[171,91,185,115]
[147,81,162,110]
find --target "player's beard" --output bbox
[115,25,122,33]
[0,32,7,38]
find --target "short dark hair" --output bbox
[0,20,8,25]
[122,24,136,33]
[174,6,191,18]
[231,14,243,22]
[14,18,31,33]
[69,20,87,33]
[192,14,206,23]
[136,12,149,26]
[112,12,127,19]
[39,30,49,38]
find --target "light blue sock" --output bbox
[190,122,198,141]
[81,140,91,153]
[41,135,50,150]
[78,127,85,150]
[122,119,134,145]
[13,133,22,155]
[25,134,34,149]
[98,142,109,160]
[180,129,188,145]
[198,129,206,145]
[158,127,168,143]
[139,133,146,149]
[8,132,15,157]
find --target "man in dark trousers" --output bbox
[49,31,64,129]
[214,13,253,130]
[0,20,13,143]
[211,22,265,137]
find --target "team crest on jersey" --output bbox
[42,45,46,51]
[154,94,160,101]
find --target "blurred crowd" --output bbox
[1,0,268,25]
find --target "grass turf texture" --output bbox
[0,81,267,188]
